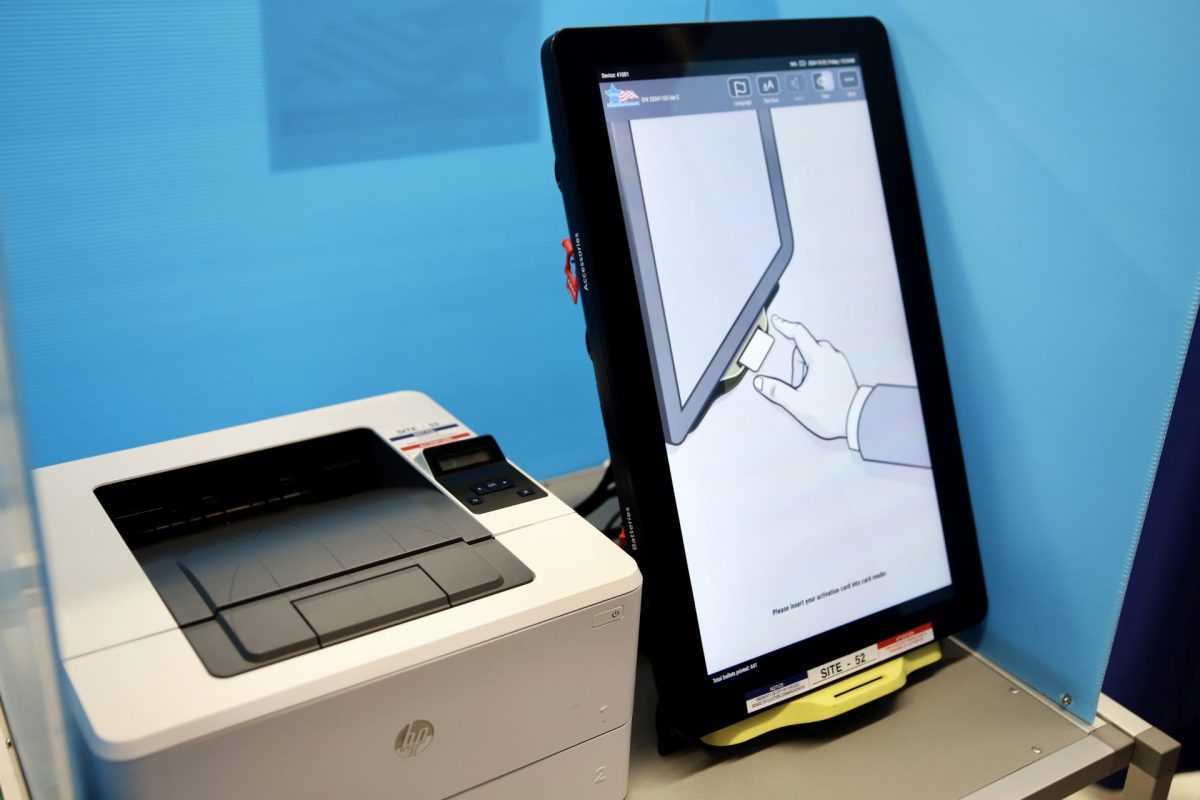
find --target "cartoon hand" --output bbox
[753,315,860,440]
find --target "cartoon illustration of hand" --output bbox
[752,314,932,468]
[753,315,860,440]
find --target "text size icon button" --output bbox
[756,74,780,95]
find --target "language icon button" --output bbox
[728,76,751,98]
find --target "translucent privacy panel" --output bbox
[712,0,1200,721]
[0,286,78,797]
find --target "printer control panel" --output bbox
[425,435,547,514]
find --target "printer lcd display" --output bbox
[599,58,953,676]
[434,448,493,473]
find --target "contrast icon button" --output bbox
[757,74,780,95]
[813,70,835,92]
[728,76,751,98]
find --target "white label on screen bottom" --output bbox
[809,643,878,689]
[744,623,935,713]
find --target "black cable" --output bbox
[572,463,617,518]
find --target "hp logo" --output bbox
[395,720,435,758]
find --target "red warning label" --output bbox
[399,432,472,452]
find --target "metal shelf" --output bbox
[542,471,1182,800]
[628,640,1179,799]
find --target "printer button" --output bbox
[592,606,624,627]
[468,496,484,506]
[516,487,536,498]
[472,478,511,494]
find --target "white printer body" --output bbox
[34,391,641,799]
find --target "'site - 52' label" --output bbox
[744,623,934,713]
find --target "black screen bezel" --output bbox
[542,18,987,738]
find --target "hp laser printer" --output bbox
[34,391,641,799]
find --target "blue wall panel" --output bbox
[713,0,1200,720]
[0,0,703,480]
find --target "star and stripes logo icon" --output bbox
[604,84,640,107]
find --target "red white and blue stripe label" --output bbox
[389,422,472,452]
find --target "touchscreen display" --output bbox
[599,56,953,676]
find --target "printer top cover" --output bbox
[97,428,534,677]
[35,391,640,760]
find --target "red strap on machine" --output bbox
[562,238,579,304]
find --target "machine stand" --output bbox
[700,642,943,747]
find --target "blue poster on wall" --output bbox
[0,0,703,485]
[261,0,540,170]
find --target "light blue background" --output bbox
[0,0,699,482]
[1,1,1196,724]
